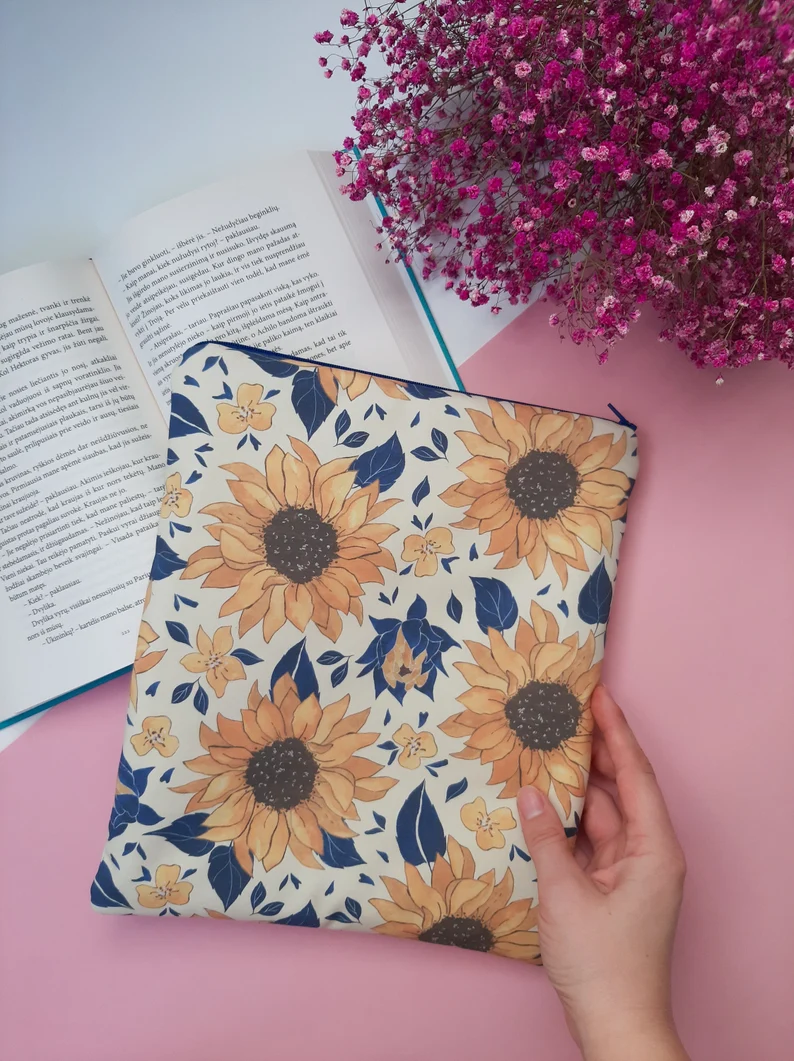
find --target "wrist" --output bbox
[578,1012,688,1061]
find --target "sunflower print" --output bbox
[171,674,397,875]
[181,438,399,642]
[371,837,539,963]
[440,401,630,587]
[318,365,409,403]
[441,601,598,816]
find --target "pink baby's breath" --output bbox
[317,0,794,372]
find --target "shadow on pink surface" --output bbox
[1,303,792,1061]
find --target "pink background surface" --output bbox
[1,304,793,1061]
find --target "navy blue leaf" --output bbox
[276,902,320,928]
[352,433,404,492]
[159,908,167,916]
[150,536,186,580]
[291,874,301,889]
[431,427,448,454]
[131,765,153,796]
[270,638,319,702]
[440,556,459,573]
[165,621,191,646]
[195,453,207,467]
[249,435,261,452]
[236,436,247,450]
[91,862,132,909]
[445,778,469,802]
[387,749,399,765]
[423,513,433,529]
[259,902,285,917]
[410,412,420,427]
[446,592,462,623]
[238,347,299,377]
[444,404,460,417]
[557,600,570,618]
[145,682,160,697]
[195,443,213,452]
[512,846,531,862]
[407,596,427,620]
[169,392,211,437]
[469,543,478,560]
[148,813,213,856]
[193,685,209,715]
[326,911,353,924]
[264,388,279,400]
[373,812,386,829]
[377,740,398,751]
[392,587,398,602]
[202,355,219,371]
[359,874,374,885]
[471,577,518,633]
[135,804,164,826]
[411,446,440,462]
[230,648,263,665]
[411,476,430,506]
[317,651,344,665]
[319,831,365,868]
[279,876,289,891]
[364,404,374,420]
[399,565,412,575]
[330,661,349,687]
[212,382,234,401]
[324,882,335,896]
[250,882,267,911]
[208,844,251,911]
[426,768,438,777]
[403,382,447,399]
[219,357,228,375]
[168,908,181,916]
[342,431,369,449]
[411,515,423,530]
[375,404,386,419]
[396,781,446,867]
[166,448,178,466]
[183,375,199,387]
[171,522,191,533]
[364,827,382,835]
[377,850,389,862]
[137,845,146,859]
[418,711,428,728]
[182,868,196,878]
[185,470,202,485]
[171,682,193,705]
[177,595,198,608]
[291,369,335,438]
[384,707,391,725]
[122,842,137,857]
[428,760,448,769]
[378,592,390,604]
[131,866,152,883]
[335,409,351,440]
[110,854,120,870]
[577,559,613,625]
[536,584,551,596]
[159,768,174,783]
[345,897,362,920]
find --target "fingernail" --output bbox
[518,787,545,820]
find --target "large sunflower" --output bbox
[181,438,399,642]
[440,401,630,587]
[441,602,598,815]
[172,675,397,874]
[371,837,539,963]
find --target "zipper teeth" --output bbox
[185,340,633,429]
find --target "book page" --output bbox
[0,261,167,724]
[93,155,445,418]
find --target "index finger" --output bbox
[589,685,678,851]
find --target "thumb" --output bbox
[517,786,583,893]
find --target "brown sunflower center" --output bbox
[419,915,494,953]
[504,450,579,521]
[504,680,581,751]
[263,506,339,584]
[244,737,318,810]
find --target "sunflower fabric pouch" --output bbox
[91,340,638,964]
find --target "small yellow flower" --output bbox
[136,864,193,910]
[179,625,246,697]
[160,473,193,519]
[460,796,517,851]
[216,383,275,434]
[393,723,438,770]
[382,629,428,691]
[401,527,454,576]
[130,715,179,758]
[130,620,166,711]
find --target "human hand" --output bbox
[517,685,689,1061]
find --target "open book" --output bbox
[0,152,460,729]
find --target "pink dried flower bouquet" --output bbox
[316,0,794,375]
